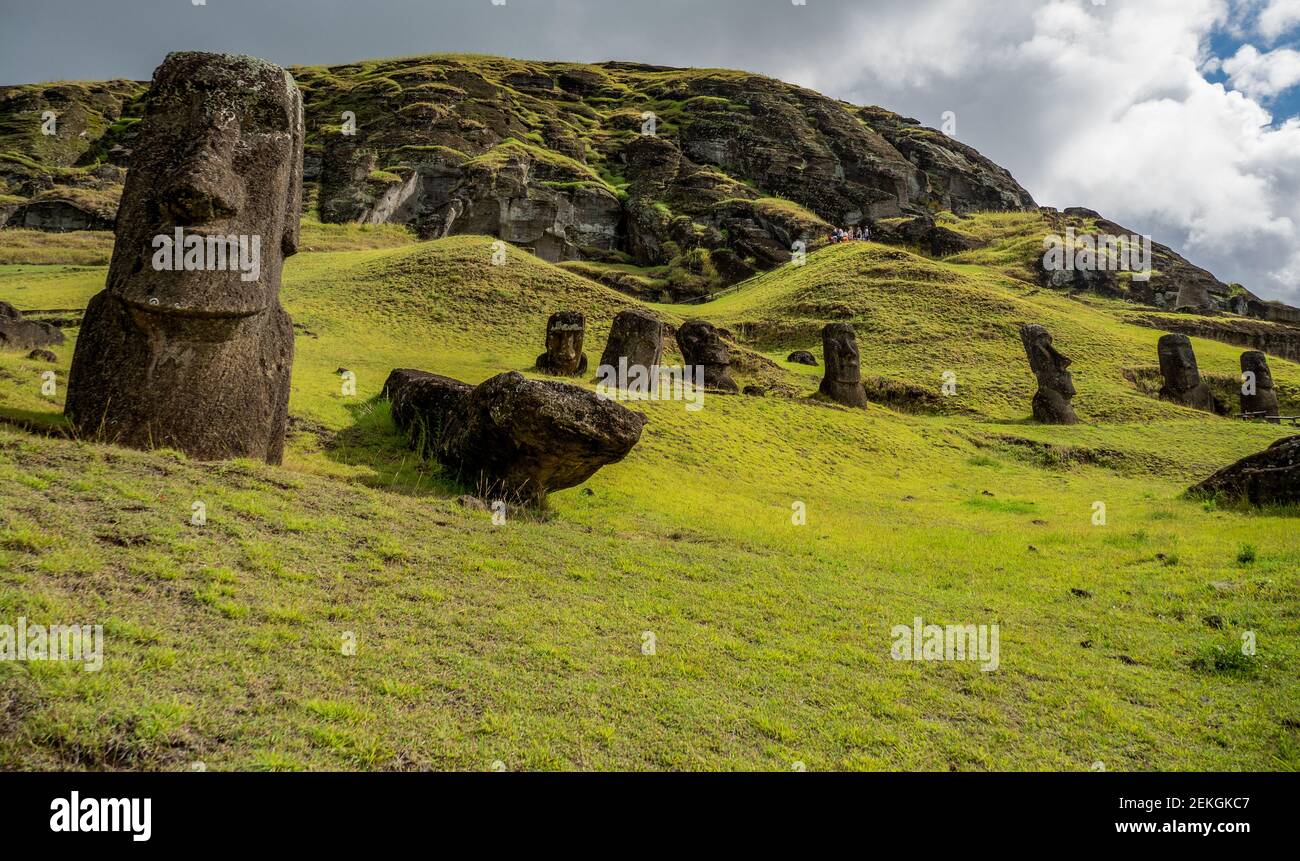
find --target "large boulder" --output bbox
[787,350,817,366]
[1157,334,1218,414]
[1019,324,1079,424]
[384,369,646,505]
[819,323,867,407]
[675,319,738,394]
[1240,351,1281,421]
[535,311,588,377]
[64,52,303,464]
[0,301,65,351]
[1189,436,1300,506]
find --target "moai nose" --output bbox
[162,129,245,223]
[163,172,243,223]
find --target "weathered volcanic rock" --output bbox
[787,350,817,366]
[535,311,588,376]
[819,323,867,407]
[382,368,472,442]
[1175,281,1215,314]
[1157,334,1217,414]
[1240,351,1281,421]
[64,52,303,464]
[598,309,664,374]
[7,197,114,231]
[676,319,738,394]
[26,349,57,362]
[385,368,646,504]
[1019,324,1079,425]
[0,301,65,351]
[1190,435,1300,506]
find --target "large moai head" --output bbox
[819,323,867,407]
[1241,351,1275,392]
[108,52,304,318]
[676,319,738,393]
[64,53,303,464]
[1019,324,1079,424]
[599,309,664,373]
[537,311,588,376]
[1157,334,1217,413]
[1241,351,1281,420]
[1158,334,1203,392]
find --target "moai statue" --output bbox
[1240,351,1280,422]
[65,53,304,464]
[676,319,738,394]
[1019,324,1079,424]
[819,323,867,407]
[599,309,664,375]
[1157,334,1217,413]
[536,311,588,376]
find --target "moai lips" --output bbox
[65,52,304,463]
[819,323,867,407]
[1240,351,1281,421]
[1157,334,1217,414]
[536,311,588,377]
[1019,323,1079,425]
[675,319,738,394]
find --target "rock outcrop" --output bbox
[675,319,738,394]
[1,55,1038,297]
[64,52,303,464]
[1019,324,1079,425]
[6,196,115,231]
[0,301,65,351]
[787,350,817,366]
[1157,334,1218,414]
[1130,314,1300,364]
[535,311,588,376]
[819,323,867,407]
[1189,436,1300,506]
[599,309,664,374]
[384,368,647,504]
[1240,351,1281,420]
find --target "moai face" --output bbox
[546,312,585,370]
[1022,326,1075,398]
[107,52,304,320]
[677,320,730,367]
[824,324,861,383]
[1241,351,1274,391]
[1159,335,1202,391]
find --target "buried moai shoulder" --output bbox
[64,52,304,464]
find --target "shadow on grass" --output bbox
[0,405,72,436]
[319,396,465,500]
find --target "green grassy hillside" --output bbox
[1,215,1297,771]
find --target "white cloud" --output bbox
[1223,44,1300,97]
[1258,0,1300,40]
[793,0,1300,304]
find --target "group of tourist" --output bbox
[829,225,870,243]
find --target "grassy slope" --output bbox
[0,220,1297,771]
